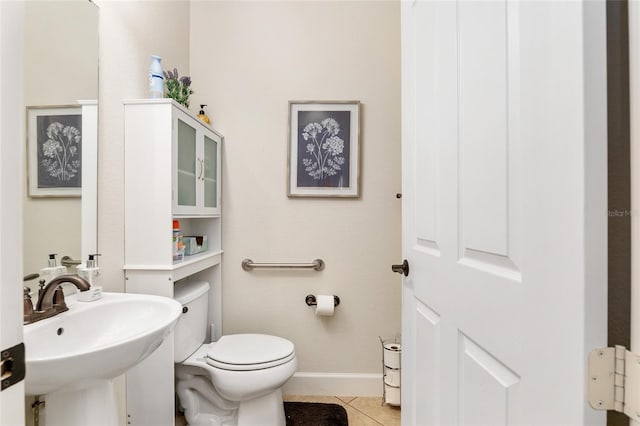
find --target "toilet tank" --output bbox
[173,279,210,363]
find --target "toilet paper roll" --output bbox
[383,342,401,369]
[315,295,335,316]
[384,383,401,406]
[384,366,401,387]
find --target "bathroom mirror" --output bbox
[22,0,99,278]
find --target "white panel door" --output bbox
[400,1,608,425]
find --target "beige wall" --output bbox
[190,1,401,375]
[22,0,97,276]
[98,0,190,295]
[97,1,190,423]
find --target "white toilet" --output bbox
[173,280,297,426]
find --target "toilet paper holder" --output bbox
[305,294,340,307]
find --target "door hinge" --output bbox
[1,342,25,392]
[588,345,640,420]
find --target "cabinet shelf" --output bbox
[123,249,222,271]
[123,250,222,282]
[173,213,221,219]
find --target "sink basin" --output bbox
[24,292,182,425]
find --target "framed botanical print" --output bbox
[288,101,361,198]
[27,105,82,197]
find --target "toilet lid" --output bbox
[206,334,295,369]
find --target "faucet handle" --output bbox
[23,287,34,320]
[53,286,67,310]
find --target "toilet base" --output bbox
[176,373,238,426]
[237,388,286,426]
[176,366,287,426]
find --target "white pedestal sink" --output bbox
[24,292,182,426]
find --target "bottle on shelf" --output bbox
[173,220,184,261]
[149,55,164,99]
[197,104,211,125]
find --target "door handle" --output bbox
[196,158,204,180]
[391,259,409,277]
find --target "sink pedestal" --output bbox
[45,379,118,426]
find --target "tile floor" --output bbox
[176,395,401,426]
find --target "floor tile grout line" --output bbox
[345,397,386,426]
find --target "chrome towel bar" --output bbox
[241,258,325,271]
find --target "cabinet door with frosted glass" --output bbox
[173,107,221,216]
[173,109,198,215]
[200,132,221,215]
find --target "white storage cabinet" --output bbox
[123,99,223,426]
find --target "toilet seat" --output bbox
[206,334,295,371]
[206,352,296,371]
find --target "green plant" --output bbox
[163,68,193,108]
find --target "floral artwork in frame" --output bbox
[27,106,82,197]
[288,101,361,197]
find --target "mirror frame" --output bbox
[79,100,98,261]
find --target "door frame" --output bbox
[0,1,26,425]
[629,0,639,409]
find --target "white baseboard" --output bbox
[282,372,383,397]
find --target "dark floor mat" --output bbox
[284,401,348,426]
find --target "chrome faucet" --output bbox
[24,274,91,325]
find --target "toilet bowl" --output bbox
[173,280,297,426]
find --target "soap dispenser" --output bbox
[39,254,67,285]
[197,104,211,125]
[77,254,101,286]
[77,254,103,302]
